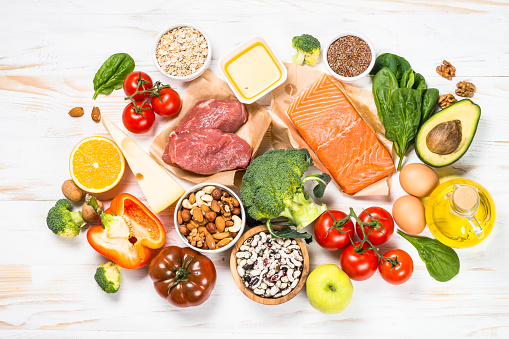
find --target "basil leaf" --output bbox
[421,88,439,122]
[386,88,422,170]
[372,67,399,124]
[303,173,331,198]
[93,53,135,99]
[370,53,412,81]
[266,221,312,244]
[398,230,460,282]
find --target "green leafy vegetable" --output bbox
[371,53,439,170]
[387,88,422,170]
[93,53,135,99]
[397,230,460,282]
[370,53,411,81]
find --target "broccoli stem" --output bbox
[85,194,117,229]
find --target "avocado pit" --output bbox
[426,120,462,155]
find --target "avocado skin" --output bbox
[415,99,481,167]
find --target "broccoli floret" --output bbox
[94,261,122,293]
[291,34,321,66]
[46,199,86,237]
[240,148,331,241]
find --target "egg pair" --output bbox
[392,163,439,235]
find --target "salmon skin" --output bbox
[287,75,395,194]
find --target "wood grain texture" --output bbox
[1,0,509,337]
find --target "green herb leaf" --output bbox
[93,53,135,99]
[413,73,427,96]
[398,230,460,282]
[302,173,331,199]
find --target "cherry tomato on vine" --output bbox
[379,249,413,285]
[122,101,155,134]
[355,207,394,245]
[340,241,378,281]
[151,87,181,117]
[314,210,354,251]
[123,71,153,100]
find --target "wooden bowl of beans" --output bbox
[229,225,310,305]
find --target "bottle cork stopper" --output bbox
[453,185,478,211]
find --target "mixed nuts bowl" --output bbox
[174,183,246,253]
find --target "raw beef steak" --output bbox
[162,128,252,175]
[175,99,248,134]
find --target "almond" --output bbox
[91,106,101,122]
[216,238,232,248]
[68,107,84,117]
[210,199,220,213]
[215,215,226,232]
[192,207,203,223]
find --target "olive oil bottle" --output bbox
[426,178,496,248]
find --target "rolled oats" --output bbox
[156,26,209,77]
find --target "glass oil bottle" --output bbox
[425,178,496,248]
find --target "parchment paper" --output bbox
[150,70,271,187]
[270,63,395,196]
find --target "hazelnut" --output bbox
[205,211,217,222]
[232,207,241,215]
[181,209,191,222]
[221,191,230,198]
[179,225,189,236]
[206,222,216,233]
[211,188,222,200]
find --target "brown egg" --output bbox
[399,163,439,198]
[392,195,426,235]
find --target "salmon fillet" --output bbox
[287,74,395,194]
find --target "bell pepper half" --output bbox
[86,193,166,269]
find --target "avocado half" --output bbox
[416,99,480,167]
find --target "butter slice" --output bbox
[102,117,185,213]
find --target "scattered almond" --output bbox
[91,107,101,122]
[68,107,84,117]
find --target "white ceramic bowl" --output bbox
[323,31,376,82]
[153,23,212,82]
[174,183,246,254]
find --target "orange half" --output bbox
[69,136,125,193]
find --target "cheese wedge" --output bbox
[102,117,185,213]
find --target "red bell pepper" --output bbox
[86,193,166,269]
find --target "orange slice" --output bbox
[69,136,125,193]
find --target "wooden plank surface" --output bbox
[1,0,508,337]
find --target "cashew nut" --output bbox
[228,215,242,233]
[182,199,197,209]
[202,185,216,194]
[195,191,205,207]
[201,194,213,205]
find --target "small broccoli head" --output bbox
[94,261,122,294]
[240,148,311,221]
[292,34,321,66]
[46,199,86,237]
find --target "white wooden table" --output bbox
[1,1,508,337]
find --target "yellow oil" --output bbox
[426,178,496,248]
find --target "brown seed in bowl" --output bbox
[206,222,216,233]
[217,238,232,248]
[201,204,211,213]
[232,207,241,215]
[181,209,191,222]
[212,232,229,240]
[179,225,189,236]
[205,233,216,249]
[205,211,217,222]
[210,200,221,213]
[215,216,226,232]
[192,207,204,223]
[211,188,222,200]
[189,193,196,205]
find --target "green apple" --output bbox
[306,264,353,314]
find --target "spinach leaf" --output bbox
[372,67,399,124]
[398,230,460,282]
[421,88,440,122]
[386,88,422,170]
[400,69,415,88]
[266,221,312,244]
[93,53,135,99]
[370,53,412,81]
[302,173,331,198]
[413,73,427,96]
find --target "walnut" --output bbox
[187,228,205,247]
[455,81,476,98]
[436,60,456,80]
[438,94,457,109]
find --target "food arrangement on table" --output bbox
[49,25,496,313]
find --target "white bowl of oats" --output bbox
[153,23,211,82]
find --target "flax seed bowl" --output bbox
[153,23,212,82]
[323,32,375,82]
[174,183,246,254]
[229,225,310,305]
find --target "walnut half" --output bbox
[455,81,476,98]
[438,94,457,109]
[436,60,456,80]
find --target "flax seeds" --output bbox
[327,35,371,78]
